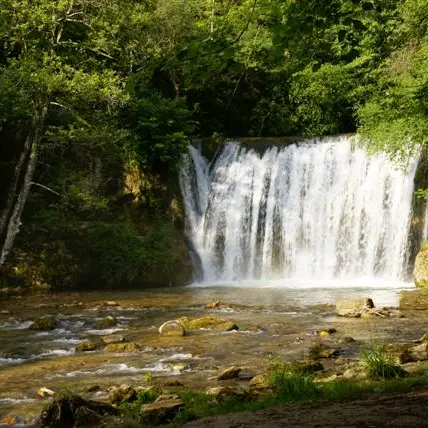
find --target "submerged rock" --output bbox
[39,394,117,428]
[102,334,125,344]
[179,316,239,332]
[159,320,185,337]
[104,342,139,353]
[335,298,374,318]
[217,366,241,380]
[309,342,340,359]
[96,316,117,329]
[414,242,428,288]
[140,397,184,425]
[75,341,98,352]
[29,316,57,331]
[205,301,221,309]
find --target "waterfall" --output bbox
[179,136,418,285]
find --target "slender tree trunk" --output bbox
[0,105,48,267]
[0,130,33,238]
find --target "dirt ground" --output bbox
[181,388,428,428]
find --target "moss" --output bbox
[413,242,428,288]
[179,316,239,331]
[105,342,139,353]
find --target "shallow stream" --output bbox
[0,284,424,422]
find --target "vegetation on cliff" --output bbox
[1,0,427,288]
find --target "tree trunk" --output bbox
[0,105,48,267]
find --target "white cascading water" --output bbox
[179,136,418,286]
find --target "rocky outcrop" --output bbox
[414,242,428,288]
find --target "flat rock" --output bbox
[217,366,241,380]
[159,320,185,337]
[206,386,247,401]
[140,398,184,425]
[179,316,239,332]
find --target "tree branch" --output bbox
[30,182,61,197]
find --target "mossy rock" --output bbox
[96,316,117,329]
[414,241,428,287]
[75,341,98,352]
[309,342,340,359]
[400,289,428,310]
[104,342,139,353]
[29,316,57,331]
[179,316,238,332]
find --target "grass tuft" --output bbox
[360,343,407,379]
[267,360,321,400]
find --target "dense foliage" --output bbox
[0,0,427,288]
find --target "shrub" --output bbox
[360,343,407,379]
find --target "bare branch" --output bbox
[30,182,61,197]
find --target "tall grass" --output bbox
[360,343,407,379]
[267,360,321,400]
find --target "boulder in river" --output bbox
[179,316,238,332]
[96,316,117,329]
[29,316,57,331]
[413,242,428,288]
[140,396,184,425]
[159,320,185,337]
[75,341,98,352]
